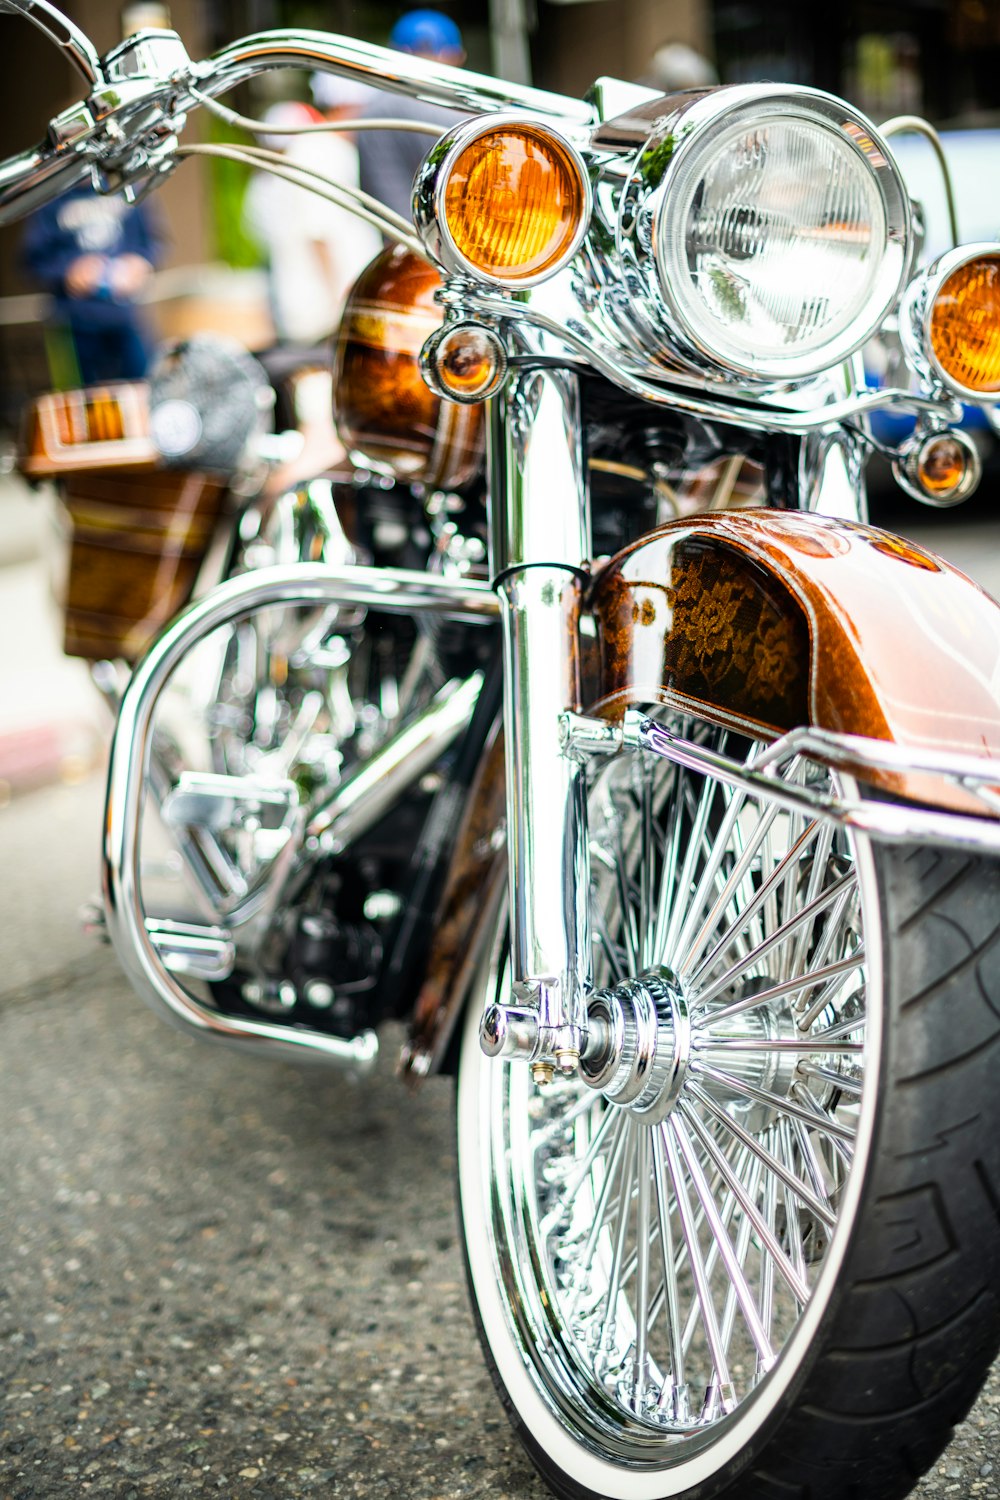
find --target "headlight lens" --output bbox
[631,91,910,381]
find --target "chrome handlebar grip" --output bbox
[197,28,594,123]
[0,0,104,87]
[0,138,95,224]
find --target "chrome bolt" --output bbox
[303,979,335,1009]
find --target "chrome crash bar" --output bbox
[563,709,1000,853]
[102,564,498,1074]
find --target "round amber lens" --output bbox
[917,435,968,496]
[442,126,584,282]
[929,254,1000,394]
[437,327,502,398]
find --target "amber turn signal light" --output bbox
[423,119,590,287]
[420,323,507,404]
[892,427,982,507]
[928,252,1000,397]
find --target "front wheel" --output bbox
[456,715,1000,1500]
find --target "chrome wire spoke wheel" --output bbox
[458,713,885,1498]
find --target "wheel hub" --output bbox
[581,970,803,1125]
[580,970,690,1124]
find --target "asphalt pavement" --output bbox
[3,484,1000,1499]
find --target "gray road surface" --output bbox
[4,511,1000,1499]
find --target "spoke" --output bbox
[797,1062,864,1098]
[778,1119,808,1285]
[693,1062,856,1146]
[532,1088,606,1154]
[719,1162,761,1360]
[758,1134,778,1340]
[692,871,857,1010]
[788,819,835,976]
[545,1103,622,1216]
[676,801,782,976]
[687,1080,838,1226]
[671,780,752,970]
[796,954,865,1031]
[679,1157,745,1359]
[652,1128,686,1403]
[650,771,688,971]
[672,1114,774,1367]
[695,1036,864,1055]
[702,950,865,1027]
[633,1126,653,1405]
[574,1109,631,1283]
[598,1123,637,1351]
[639,769,655,970]
[660,754,725,964]
[807,1012,867,1044]
[791,1113,831,1204]
[687,820,822,991]
[791,1081,855,1171]
[593,900,629,985]
[660,1121,732,1394]
[792,882,858,1014]
[678,1101,810,1305]
[612,811,641,976]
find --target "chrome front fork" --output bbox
[480,366,594,1077]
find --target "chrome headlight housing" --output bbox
[619,85,911,383]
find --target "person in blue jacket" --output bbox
[21,183,165,385]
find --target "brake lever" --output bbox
[0,0,104,87]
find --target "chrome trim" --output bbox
[102,563,497,1071]
[613,85,911,384]
[197,31,594,124]
[307,675,483,854]
[898,242,1000,405]
[0,0,104,87]
[891,426,982,506]
[798,428,867,521]
[489,366,592,1066]
[413,114,593,289]
[460,285,960,434]
[487,365,592,574]
[162,772,298,833]
[419,322,508,404]
[146,918,236,982]
[563,710,1000,853]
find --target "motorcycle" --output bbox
[4,3,1000,1497]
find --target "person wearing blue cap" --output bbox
[357,10,467,227]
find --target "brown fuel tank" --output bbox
[333,246,483,491]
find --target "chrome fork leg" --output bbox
[481,366,593,1076]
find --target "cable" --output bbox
[173,142,425,255]
[236,141,415,239]
[189,85,444,139]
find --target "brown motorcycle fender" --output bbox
[586,509,1000,809]
[405,508,1000,1075]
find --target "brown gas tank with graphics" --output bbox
[333,246,483,490]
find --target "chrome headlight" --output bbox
[620,86,911,382]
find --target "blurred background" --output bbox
[1,0,1000,431]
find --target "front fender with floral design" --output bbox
[586,509,1000,772]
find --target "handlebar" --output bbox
[0,0,103,87]
[0,0,594,228]
[0,137,96,222]
[199,29,594,123]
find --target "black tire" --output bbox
[456,721,1000,1500]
